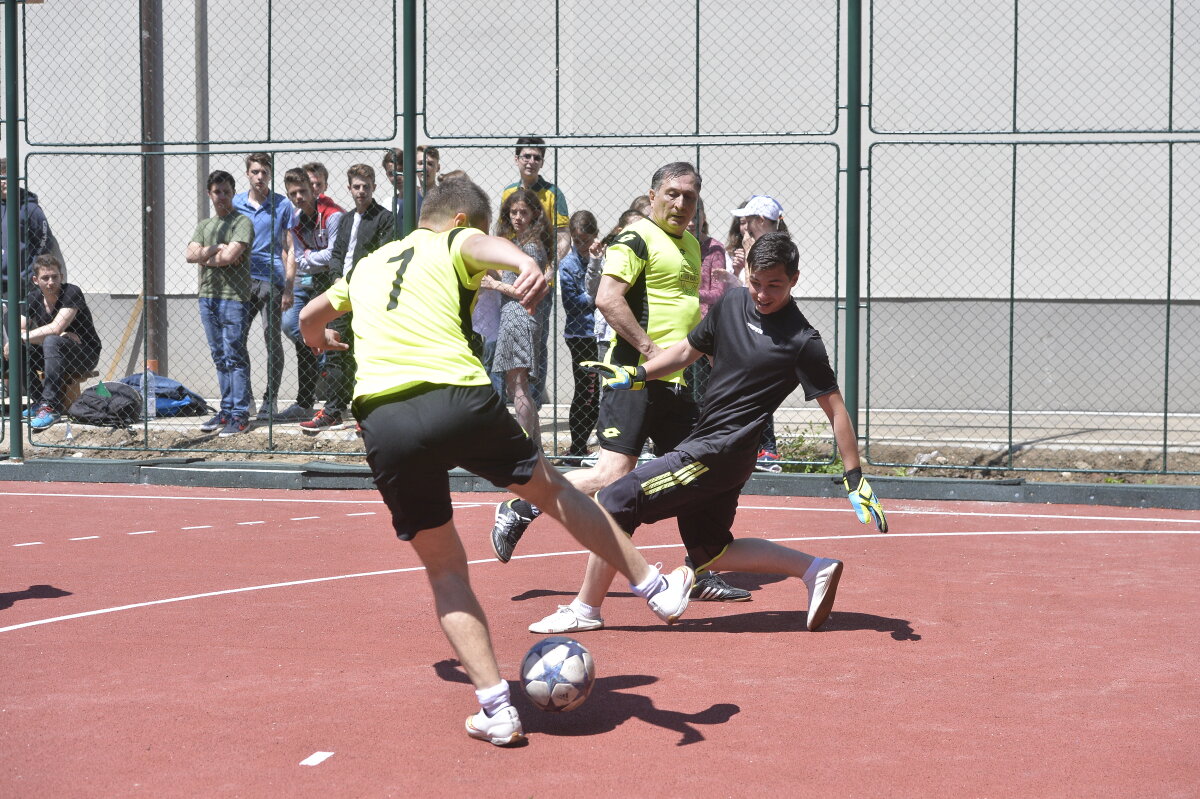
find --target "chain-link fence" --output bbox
[2,0,1196,475]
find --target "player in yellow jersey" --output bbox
[491,164,737,585]
[298,177,694,747]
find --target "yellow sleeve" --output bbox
[326,277,351,312]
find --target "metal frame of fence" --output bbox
[3,0,1196,476]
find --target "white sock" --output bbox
[802,556,827,583]
[568,598,602,620]
[475,680,511,718]
[629,564,666,599]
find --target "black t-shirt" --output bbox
[25,283,101,353]
[679,287,837,465]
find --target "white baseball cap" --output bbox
[731,195,784,221]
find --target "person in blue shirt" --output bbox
[559,210,601,460]
[232,153,297,419]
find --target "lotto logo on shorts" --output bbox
[602,427,621,438]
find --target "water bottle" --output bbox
[142,369,157,419]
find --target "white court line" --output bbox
[0,491,382,505]
[300,752,334,767]
[4,528,1198,635]
[346,512,375,517]
[181,525,212,531]
[1,489,1193,525]
[290,516,319,521]
[738,505,1200,525]
[12,542,42,547]
[69,536,100,541]
[237,521,264,526]
[128,530,156,535]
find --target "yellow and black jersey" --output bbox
[602,216,701,385]
[324,226,489,402]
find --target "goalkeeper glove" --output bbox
[580,361,646,390]
[842,467,888,533]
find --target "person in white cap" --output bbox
[730,195,787,471]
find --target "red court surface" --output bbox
[2,482,1198,797]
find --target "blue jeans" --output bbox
[199,296,251,418]
[282,274,329,408]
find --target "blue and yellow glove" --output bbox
[580,361,646,390]
[842,467,888,532]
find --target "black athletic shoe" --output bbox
[490,499,540,563]
[690,571,752,602]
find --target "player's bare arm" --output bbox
[298,292,349,354]
[638,339,703,382]
[816,390,861,473]
[460,234,547,313]
[595,274,662,360]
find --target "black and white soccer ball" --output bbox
[520,636,596,712]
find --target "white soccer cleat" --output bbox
[465,705,525,746]
[646,564,695,625]
[803,557,843,631]
[528,605,604,634]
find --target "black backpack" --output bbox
[68,381,143,427]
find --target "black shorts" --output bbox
[357,383,540,540]
[596,381,698,457]
[597,449,750,570]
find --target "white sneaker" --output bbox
[528,604,604,634]
[803,557,843,631]
[646,564,694,625]
[465,705,524,746]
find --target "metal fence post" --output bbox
[844,0,863,434]
[5,0,23,460]
[402,0,417,236]
[140,0,168,377]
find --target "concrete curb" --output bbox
[1,456,1196,510]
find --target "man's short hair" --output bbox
[32,253,63,276]
[417,144,440,160]
[302,161,329,182]
[569,210,598,237]
[244,152,273,172]
[0,157,6,175]
[382,148,402,169]
[650,162,701,192]
[206,169,236,192]
[515,136,546,157]
[439,169,469,184]
[283,168,309,188]
[347,163,376,184]
[747,231,799,278]
[420,177,492,231]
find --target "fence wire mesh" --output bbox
[2,0,1196,476]
[21,0,397,146]
[867,142,1199,473]
[871,0,1200,134]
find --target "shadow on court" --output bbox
[619,609,921,640]
[508,572,787,603]
[433,659,739,745]
[0,584,72,611]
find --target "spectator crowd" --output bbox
[3,140,791,471]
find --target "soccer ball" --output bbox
[520,636,596,712]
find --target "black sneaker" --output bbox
[490,499,541,563]
[200,411,229,433]
[689,571,752,602]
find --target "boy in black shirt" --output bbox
[529,232,888,635]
